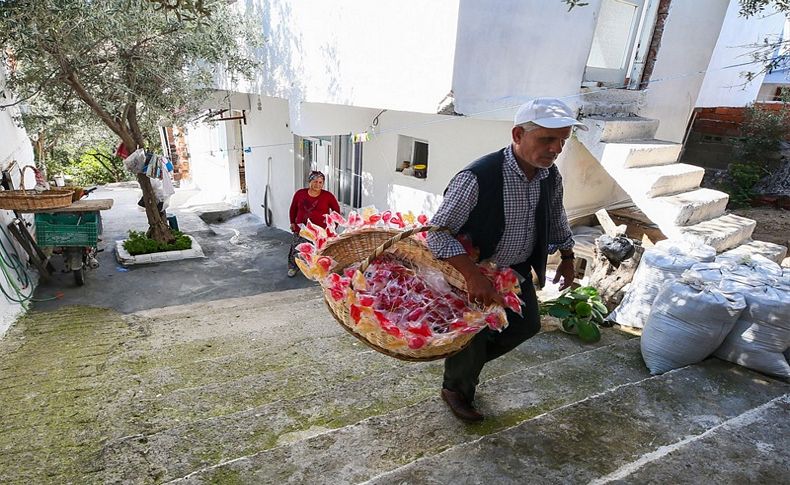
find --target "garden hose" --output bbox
[0,224,33,304]
[0,223,57,303]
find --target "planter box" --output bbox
[115,235,205,266]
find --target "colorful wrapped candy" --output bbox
[296,208,524,352]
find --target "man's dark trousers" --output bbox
[443,278,541,402]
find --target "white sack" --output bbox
[714,284,790,379]
[608,246,703,328]
[641,279,746,375]
[655,239,716,262]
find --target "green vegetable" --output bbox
[540,286,608,343]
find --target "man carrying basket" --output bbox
[427,97,584,422]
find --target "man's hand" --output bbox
[290,223,299,233]
[465,270,506,307]
[445,254,505,307]
[553,258,576,290]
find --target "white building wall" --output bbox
[451,0,601,120]
[243,99,626,231]
[0,73,37,338]
[640,0,731,142]
[244,95,295,230]
[235,0,460,114]
[695,1,785,108]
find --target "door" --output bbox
[330,135,363,211]
[584,0,646,86]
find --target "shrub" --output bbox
[539,286,606,343]
[726,161,767,208]
[123,230,192,256]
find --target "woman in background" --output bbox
[287,170,340,277]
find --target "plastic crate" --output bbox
[34,212,98,247]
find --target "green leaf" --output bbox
[557,297,573,306]
[577,321,601,343]
[592,301,608,314]
[577,286,599,298]
[548,307,572,319]
[561,319,578,334]
[575,302,592,317]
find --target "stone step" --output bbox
[169,337,647,484]
[578,115,660,144]
[593,395,789,484]
[96,331,641,481]
[579,88,646,118]
[598,139,683,169]
[675,213,757,252]
[365,361,789,484]
[621,163,705,198]
[641,187,730,227]
[719,239,788,264]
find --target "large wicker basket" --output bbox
[318,225,484,362]
[0,165,73,211]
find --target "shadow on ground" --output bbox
[32,185,314,313]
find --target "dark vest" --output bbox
[452,148,556,287]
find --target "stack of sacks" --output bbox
[678,254,788,379]
[714,277,789,380]
[685,254,782,287]
[641,277,746,375]
[607,240,716,328]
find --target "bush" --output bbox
[123,230,192,256]
[726,162,767,208]
[726,103,790,208]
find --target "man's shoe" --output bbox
[287,268,297,277]
[441,388,483,422]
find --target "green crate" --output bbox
[34,212,98,247]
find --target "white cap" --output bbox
[513,97,588,131]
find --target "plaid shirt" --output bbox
[427,145,574,267]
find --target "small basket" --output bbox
[34,212,98,247]
[318,225,481,362]
[0,165,73,211]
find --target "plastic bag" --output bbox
[641,278,745,374]
[123,148,146,174]
[654,239,716,263]
[714,283,790,379]
[607,247,702,328]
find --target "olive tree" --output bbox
[0,0,260,242]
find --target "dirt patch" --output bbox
[731,207,790,248]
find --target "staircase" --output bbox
[2,288,787,484]
[576,95,787,263]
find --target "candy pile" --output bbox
[294,209,524,351]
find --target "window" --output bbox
[396,135,429,179]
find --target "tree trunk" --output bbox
[137,172,174,243]
[124,140,174,245]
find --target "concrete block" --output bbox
[644,188,729,227]
[676,213,756,252]
[719,240,788,264]
[579,115,659,144]
[622,163,705,198]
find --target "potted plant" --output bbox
[540,286,608,343]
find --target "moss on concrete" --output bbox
[0,306,136,484]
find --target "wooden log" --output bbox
[588,239,645,311]
[595,209,627,236]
